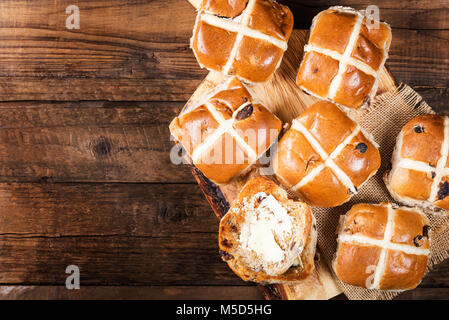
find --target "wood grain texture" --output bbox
[0,88,446,183]
[178,6,448,298]
[0,285,264,300]
[0,0,446,101]
[0,183,217,236]
[0,101,194,183]
[0,0,206,101]
[281,0,449,29]
[0,181,446,290]
[0,0,446,300]
[2,285,449,300]
[0,182,248,286]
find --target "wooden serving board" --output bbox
[183,0,396,300]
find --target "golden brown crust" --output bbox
[202,0,248,18]
[298,101,356,154]
[237,176,287,203]
[386,114,449,211]
[230,37,284,83]
[192,20,237,72]
[296,7,392,109]
[169,105,220,156]
[334,203,430,291]
[333,65,376,108]
[342,203,388,240]
[274,129,324,188]
[309,9,357,54]
[297,51,340,99]
[195,133,252,185]
[218,177,316,284]
[379,250,428,290]
[334,242,382,288]
[246,0,294,41]
[274,101,380,207]
[233,103,282,158]
[391,208,430,249]
[333,131,381,188]
[351,21,391,70]
[434,176,449,209]
[170,78,281,185]
[296,167,351,207]
[389,168,433,201]
[400,114,444,167]
[210,77,252,115]
[191,0,294,83]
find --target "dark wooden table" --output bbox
[0,0,447,300]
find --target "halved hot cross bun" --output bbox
[274,101,381,207]
[218,176,317,284]
[191,0,294,83]
[297,6,392,110]
[169,77,282,185]
[333,203,430,290]
[384,114,449,213]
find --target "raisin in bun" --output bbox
[274,101,381,207]
[218,177,317,284]
[333,203,430,291]
[169,77,282,185]
[297,6,392,110]
[384,114,449,213]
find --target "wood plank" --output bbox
[0,101,194,183]
[0,181,446,287]
[0,0,446,101]
[416,87,449,115]
[0,182,216,236]
[0,182,241,285]
[0,78,204,102]
[0,0,200,78]
[0,0,206,101]
[282,0,449,29]
[0,90,446,183]
[388,29,449,87]
[395,288,449,300]
[2,285,448,300]
[0,285,263,300]
[0,87,446,183]
[0,234,245,285]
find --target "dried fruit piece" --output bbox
[355,142,367,154]
[438,181,449,200]
[235,104,254,120]
[422,225,430,238]
[219,250,233,261]
[413,235,425,247]
[413,124,423,133]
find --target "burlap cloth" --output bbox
[314,84,449,300]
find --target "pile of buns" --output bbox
[170,1,439,293]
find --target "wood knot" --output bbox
[91,136,113,158]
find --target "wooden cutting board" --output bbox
[183,0,396,300]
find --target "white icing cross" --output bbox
[197,0,289,76]
[337,204,429,290]
[183,78,266,166]
[391,116,449,204]
[302,7,390,105]
[290,119,363,195]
